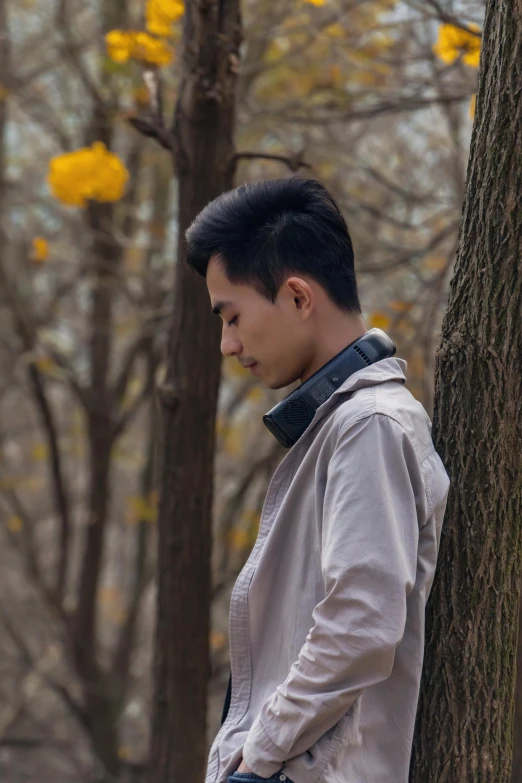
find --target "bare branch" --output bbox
[111,312,167,413]
[0,265,73,608]
[359,219,460,274]
[27,362,72,607]
[112,345,157,439]
[55,0,106,109]
[127,65,171,151]
[120,136,145,241]
[0,486,49,602]
[231,150,312,174]
[362,163,438,205]
[110,398,157,706]
[0,608,90,733]
[127,115,173,151]
[14,35,98,90]
[343,193,426,232]
[238,1,375,89]
[276,91,475,125]
[112,333,151,408]
[0,737,74,749]
[143,67,165,129]
[0,608,118,781]
[41,351,91,411]
[406,0,482,37]
[10,93,74,151]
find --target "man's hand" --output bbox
[236,759,253,773]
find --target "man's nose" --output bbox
[221,335,242,357]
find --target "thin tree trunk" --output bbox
[148,1,242,781]
[70,2,130,775]
[0,0,8,204]
[410,2,522,781]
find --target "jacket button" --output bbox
[279,776,286,781]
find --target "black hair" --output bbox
[185,176,362,315]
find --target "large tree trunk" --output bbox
[410,2,522,782]
[148,2,242,782]
[514,589,522,782]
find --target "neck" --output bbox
[300,314,368,384]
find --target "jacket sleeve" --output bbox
[241,413,423,777]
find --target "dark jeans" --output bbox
[228,771,293,783]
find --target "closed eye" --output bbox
[228,316,238,326]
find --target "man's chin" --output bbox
[266,376,301,392]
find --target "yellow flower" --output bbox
[226,527,251,551]
[368,311,390,330]
[105,30,133,63]
[47,141,129,208]
[125,494,158,525]
[31,442,48,461]
[105,30,174,66]
[146,0,184,37]
[34,355,56,374]
[324,23,344,38]
[210,631,227,650]
[31,236,48,263]
[131,31,174,65]
[133,85,150,106]
[7,515,23,533]
[245,387,264,404]
[390,300,413,313]
[433,22,481,67]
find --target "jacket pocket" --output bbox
[304,696,362,783]
[327,696,362,755]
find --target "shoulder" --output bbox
[327,384,450,517]
[329,381,435,464]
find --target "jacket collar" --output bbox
[306,357,408,432]
[335,356,407,396]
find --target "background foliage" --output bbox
[0,0,483,780]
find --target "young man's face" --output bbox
[206,254,317,390]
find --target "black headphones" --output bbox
[262,328,396,448]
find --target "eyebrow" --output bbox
[211,300,234,316]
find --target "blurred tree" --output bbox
[0,0,162,779]
[136,0,242,780]
[410,1,522,781]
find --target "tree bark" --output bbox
[148,2,242,783]
[410,2,522,781]
[513,585,522,782]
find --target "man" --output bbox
[185,177,450,783]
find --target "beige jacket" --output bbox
[206,357,450,783]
